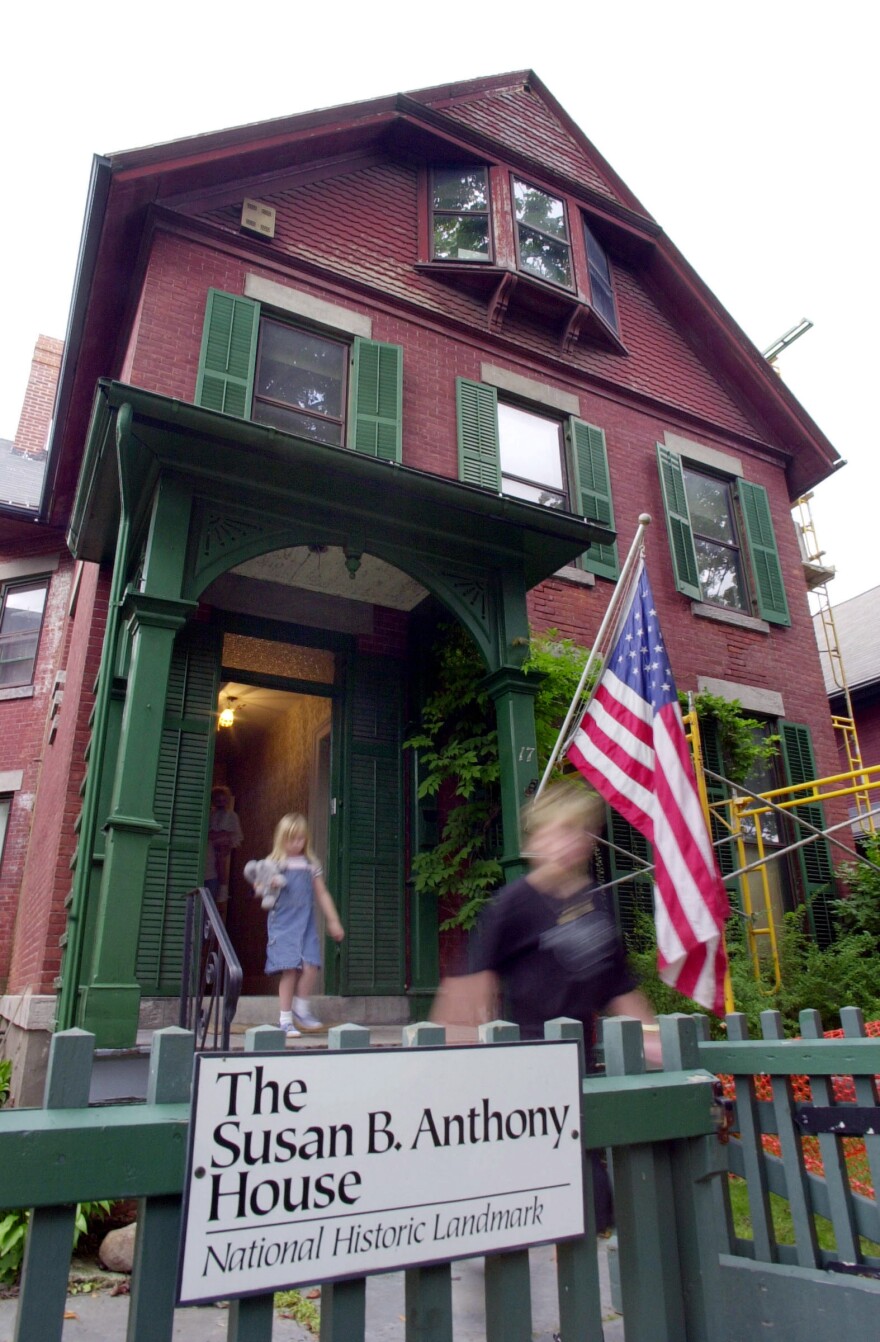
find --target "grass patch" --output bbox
[728,1176,880,1255]
[274,1289,320,1333]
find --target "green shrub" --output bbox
[0,1058,11,1110]
[630,904,880,1036]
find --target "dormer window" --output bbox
[431,167,491,262]
[583,221,619,334]
[512,179,574,291]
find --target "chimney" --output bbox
[13,335,63,460]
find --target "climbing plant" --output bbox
[406,626,780,929]
[405,625,592,927]
[686,689,780,785]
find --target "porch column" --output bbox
[482,668,542,883]
[77,592,195,1044]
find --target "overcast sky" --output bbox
[2,2,875,602]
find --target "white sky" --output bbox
[1,2,876,602]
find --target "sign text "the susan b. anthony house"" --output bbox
[177,1041,584,1304]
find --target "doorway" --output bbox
[212,679,333,995]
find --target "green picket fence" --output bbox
[2,1012,879,1340]
[0,1017,721,1341]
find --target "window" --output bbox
[656,444,790,625]
[684,468,747,612]
[583,222,619,334]
[431,167,491,262]
[195,290,403,462]
[0,579,48,688]
[498,403,567,509]
[252,320,348,444]
[512,179,574,290]
[456,378,619,579]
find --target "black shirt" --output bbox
[471,875,636,1048]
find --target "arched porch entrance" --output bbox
[58,383,610,1045]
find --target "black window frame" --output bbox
[429,164,493,264]
[497,399,571,511]
[682,464,750,615]
[251,316,351,447]
[0,576,49,689]
[511,175,575,293]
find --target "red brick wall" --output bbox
[13,337,63,459]
[124,228,838,787]
[0,542,70,990]
[5,563,107,994]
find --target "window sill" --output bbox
[0,684,35,701]
[415,263,627,354]
[552,565,595,588]
[690,602,769,634]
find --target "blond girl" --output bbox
[244,813,344,1036]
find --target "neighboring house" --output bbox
[814,586,880,775]
[0,336,96,1096]
[0,73,845,1087]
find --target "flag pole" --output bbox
[535,513,652,798]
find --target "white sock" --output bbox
[280,1010,293,1025]
[294,997,309,1013]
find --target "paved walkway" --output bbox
[0,1241,624,1340]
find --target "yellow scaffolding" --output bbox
[703,765,880,992]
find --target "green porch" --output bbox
[59,381,611,1047]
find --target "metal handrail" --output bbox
[179,886,243,1051]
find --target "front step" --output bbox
[231,995,412,1029]
[90,997,417,1103]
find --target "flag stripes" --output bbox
[567,561,728,1014]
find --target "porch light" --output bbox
[218,701,236,729]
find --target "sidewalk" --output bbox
[0,1240,625,1340]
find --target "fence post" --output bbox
[760,1010,819,1268]
[13,1028,95,1342]
[227,1025,286,1342]
[319,1024,370,1342]
[125,1026,194,1342]
[479,1020,533,1342]
[660,1013,730,1342]
[403,1022,453,1342]
[603,1016,686,1341]
[544,1017,604,1342]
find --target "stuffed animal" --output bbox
[243,858,286,910]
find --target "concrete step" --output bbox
[91,997,417,1103]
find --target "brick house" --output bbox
[0,72,844,1079]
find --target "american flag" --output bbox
[567,561,729,1014]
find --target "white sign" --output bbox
[177,1041,584,1304]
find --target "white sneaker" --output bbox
[293,1004,323,1031]
[279,1020,301,1037]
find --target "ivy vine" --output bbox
[406,626,779,927]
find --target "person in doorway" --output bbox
[205,785,243,907]
[432,781,661,1232]
[244,813,344,1037]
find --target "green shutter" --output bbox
[656,444,701,600]
[195,289,259,418]
[342,653,405,993]
[778,720,836,947]
[568,418,619,579]
[456,378,500,490]
[602,806,654,940]
[136,623,220,992]
[737,479,791,626]
[701,719,738,884]
[349,339,403,461]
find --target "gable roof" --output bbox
[43,71,842,527]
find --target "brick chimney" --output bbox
[13,336,63,460]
